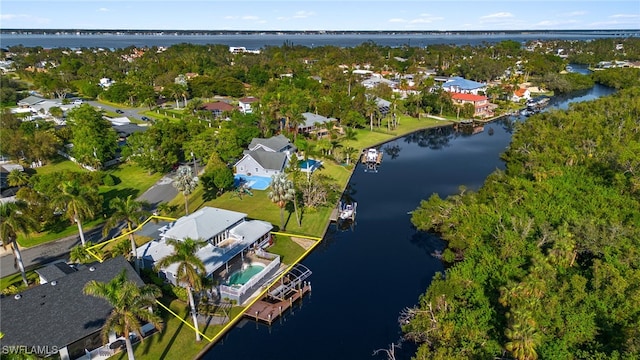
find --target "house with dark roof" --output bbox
[202,101,236,118]
[247,134,296,155]
[238,96,259,114]
[0,257,146,360]
[234,135,296,177]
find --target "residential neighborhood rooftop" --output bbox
[0,257,142,349]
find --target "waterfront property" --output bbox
[0,257,152,360]
[234,135,297,178]
[450,93,496,118]
[137,207,280,304]
[442,76,488,95]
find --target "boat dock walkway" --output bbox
[244,264,312,325]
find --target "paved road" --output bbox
[0,174,178,277]
[0,101,200,277]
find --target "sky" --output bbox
[1,1,639,31]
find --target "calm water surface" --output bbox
[2,32,635,49]
[203,84,614,360]
[205,121,516,360]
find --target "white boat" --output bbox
[338,202,357,220]
[364,148,379,163]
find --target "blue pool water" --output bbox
[299,159,321,171]
[227,264,265,286]
[234,174,272,190]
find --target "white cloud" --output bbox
[389,14,443,25]
[0,13,50,24]
[98,7,109,12]
[609,14,639,18]
[567,11,586,16]
[480,12,514,20]
[293,11,315,19]
[224,15,238,20]
[534,19,579,27]
[241,15,259,20]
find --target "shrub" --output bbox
[102,173,120,186]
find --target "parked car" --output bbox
[141,116,150,121]
[115,109,124,114]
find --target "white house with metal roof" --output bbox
[138,207,274,284]
[441,76,488,95]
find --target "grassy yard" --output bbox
[17,160,162,247]
[111,298,245,360]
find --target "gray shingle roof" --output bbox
[243,150,287,171]
[17,95,47,106]
[248,134,292,152]
[300,112,334,128]
[0,257,143,349]
[35,262,78,283]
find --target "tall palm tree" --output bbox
[155,237,206,342]
[364,96,380,131]
[83,269,163,360]
[268,173,296,230]
[174,166,198,215]
[0,201,39,285]
[52,181,95,246]
[103,195,150,273]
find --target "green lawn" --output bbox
[268,235,307,265]
[17,160,161,247]
[111,299,245,360]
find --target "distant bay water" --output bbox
[1,30,638,49]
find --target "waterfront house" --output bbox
[298,112,337,137]
[511,87,531,102]
[442,76,487,95]
[137,207,278,304]
[0,257,150,360]
[233,134,296,177]
[238,96,259,114]
[450,93,495,118]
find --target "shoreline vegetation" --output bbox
[2,37,639,360]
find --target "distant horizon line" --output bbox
[2,28,639,34]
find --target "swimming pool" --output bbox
[234,174,272,190]
[299,159,321,172]
[227,264,265,286]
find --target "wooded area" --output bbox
[408,70,640,359]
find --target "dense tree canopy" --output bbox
[407,86,640,359]
[66,104,118,168]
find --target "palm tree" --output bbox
[103,195,150,273]
[155,237,206,342]
[69,241,103,264]
[174,166,198,215]
[0,201,39,285]
[268,173,296,230]
[51,181,95,246]
[7,169,30,188]
[83,269,163,360]
[364,96,380,131]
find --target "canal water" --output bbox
[203,84,614,360]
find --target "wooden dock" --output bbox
[245,284,311,324]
